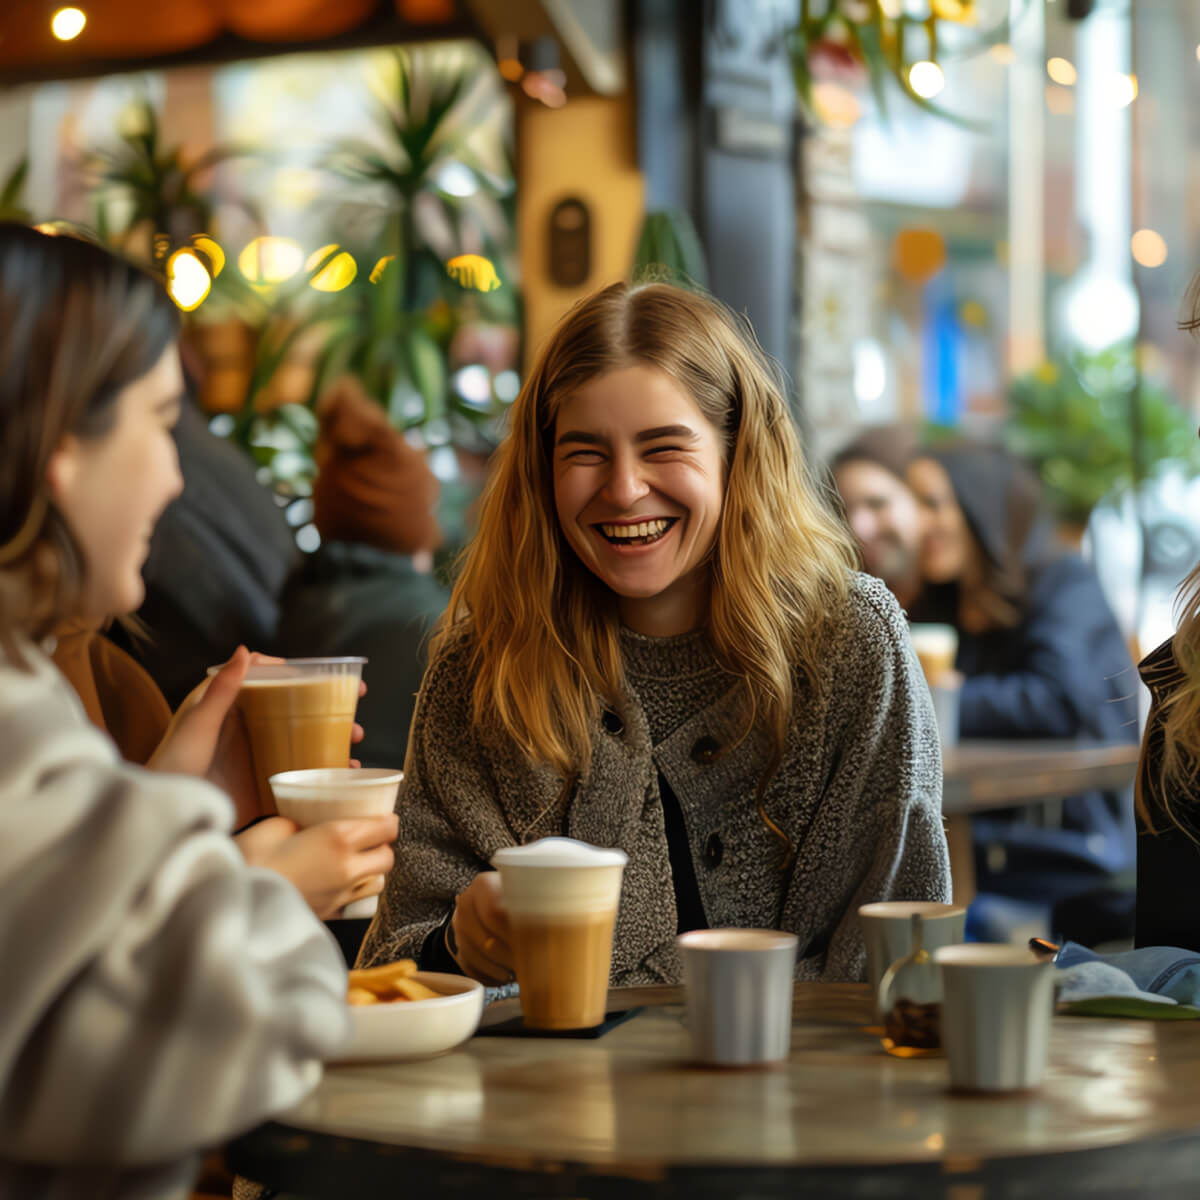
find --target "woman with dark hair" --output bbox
[0,223,383,1196]
[360,281,950,987]
[906,443,1138,940]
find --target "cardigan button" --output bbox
[691,735,720,765]
[601,708,624,735]
[704,832,724,868]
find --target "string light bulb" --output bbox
[51,7,86,40]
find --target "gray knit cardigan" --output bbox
[359,573,950,983]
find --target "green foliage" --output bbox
[302,47,517,449]
[0,159,30,222]
[210,46,517,507]
[84,99,253,246]
[1006,347,1200,524]
[632,209,708,290]
[786,0,1020,129]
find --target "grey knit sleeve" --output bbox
[799,576,950,982]
[357,633,507,968]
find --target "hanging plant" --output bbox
[788,0,1018,128]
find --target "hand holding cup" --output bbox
[450,872,514,985]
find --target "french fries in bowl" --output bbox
[339,959,484,1062]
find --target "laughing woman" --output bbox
[360,281,951,985]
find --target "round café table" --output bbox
[227,983,1200,1198]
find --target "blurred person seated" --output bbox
[830,425,922,612]
[276,377,450,770]
[906,442,1138,945]
[107,393,301,709]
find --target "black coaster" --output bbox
[476,1007,642,1039]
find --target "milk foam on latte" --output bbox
[491,838,627,915]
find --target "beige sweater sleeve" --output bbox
[0,645,349,1172]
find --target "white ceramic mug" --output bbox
[677,929,798,1066]
[858,901,966,1019]
[934,943,1056,1092]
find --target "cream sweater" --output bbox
[361,574,950,983]
[0,639,349,1199]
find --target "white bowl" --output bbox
[337,972,485,1063]
[268,767,402,827]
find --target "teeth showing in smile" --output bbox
[599,518,673,545]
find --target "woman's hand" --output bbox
[235,813,399,920]
[148,646,270,825]
[450,872,514,984]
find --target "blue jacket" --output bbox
[917,553,1138,896]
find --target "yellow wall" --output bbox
[517,92,644,369]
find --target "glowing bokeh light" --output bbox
[369,255,396,284]
[1112,74,1138,107]
[237,236,303,287]
[191,234,225,277]
[446,254,501,292]
[908,61,945,100]
[305,245,357,292]
[1131,229,1167,268]
[166,249,212,312]
[51,7,86,41]
[1047,57,1077,86]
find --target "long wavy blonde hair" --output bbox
[438,281,856,822]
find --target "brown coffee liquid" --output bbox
[236,676,358,811]
[914,648,956,688]
[511,911,616,1030]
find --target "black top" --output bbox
[1135,638,1200,951]
[658,771,708,933]
[417,770,710,974]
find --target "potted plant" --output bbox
[1005,346,1200,534]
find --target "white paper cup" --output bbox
[858,901,966,1019]
[677,929,798,1066]
[269,766,401,918]
[934,944,1056,1093]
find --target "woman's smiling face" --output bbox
[552,364,726,637]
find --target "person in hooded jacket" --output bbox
[906,442,1138,942]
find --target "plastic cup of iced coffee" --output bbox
[908,624,958,688]
[210,656,366,814]
[491,838,627,1031]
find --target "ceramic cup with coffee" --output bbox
[677,928,798,1066]
[858,900,966,1020]
[491,838,627,1030]
[934,943,1056,1093]
[212,656,366,813]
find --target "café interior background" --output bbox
[2,0,1198,653]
